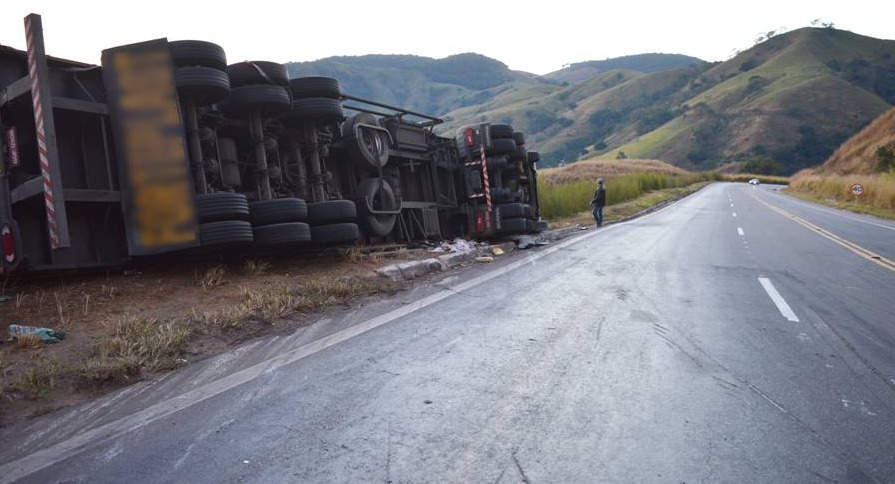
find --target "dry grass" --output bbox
[197,265,226,289]
[14,359,71,399]
[94,315,192,372]
[819,107,895,175]
[788,171,895,217]
[13,334,43,350]
[241,259,270,276]
[540,158,689,185]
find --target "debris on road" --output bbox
[475,256,494,263]
[491,247,505,256]
[7,324,67,343]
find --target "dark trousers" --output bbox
[592,206,604,226]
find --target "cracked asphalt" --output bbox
[1,183,894,483]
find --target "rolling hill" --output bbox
[437,27,895,174]
[286,27,895,174]
[285,53,545,116]
[545,53,706,84]
[813,107,895,175]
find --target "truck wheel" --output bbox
[489,124,515,139]
[221,85,291,118]
[285,98,345,125]
[249,198,308,226]
[253,222,311,248]
[486,155,508,170]
[169,40,227,70]
[509,145,527,161]
[527,151,540,164]
[200,220,254,247]
[343,113,390,168]
[307,200,357,226]
[498,217,527,234]
[226,61,289,87]
[311,223,361,246]
[498,203,527,219]
[513,132,526,146]
[356,178,399,237]
[486,138,516,156]
[490,187,513,203]
[290,77,342,100]
[195,193,250,223]
[175,66,231,106]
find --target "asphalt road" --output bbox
[2,183,894,483]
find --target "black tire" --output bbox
[524,205,535,218]
[489,124,515,139]
[498,217,527,234]
[253,222,311,248]
[486,138,516,156]
[199,220,253,247]
[498,203,528,219]
[284,98,345,125]
[169,40,227,70]
[509,145,527,161]
[341,113,380,138]
[525,219,537,233]
[311,223,361,246]
[490,187,513,203]
[175,66,230,106]
[356,178,399,237]
[226,61,289,87]
[513,132,526,146]
[195,193,250,223]
[290,76,341,99]
[249,198,308,226]
[527,151,540,164]
[485,155,508,170]
[221,84,291,118]
[307,200,357,226]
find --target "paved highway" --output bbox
[2,183,894,483]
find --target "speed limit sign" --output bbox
[850,183,864,196]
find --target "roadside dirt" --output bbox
[0,246,435,427]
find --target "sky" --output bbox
[1,0,891,75]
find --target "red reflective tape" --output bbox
[480,143,492,230]
[25,22,61,250]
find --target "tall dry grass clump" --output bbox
[789,171,895,211]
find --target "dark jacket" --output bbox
[592,187,606,207]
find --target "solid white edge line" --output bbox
[737,227,745,236]
[0,183,706,482]
[758,277,800,322]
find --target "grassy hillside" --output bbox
[788,107,895,217]
[546,53,706,84]
[285,53,545,115]
[595,28,895,173]
[814,107,895,175]
[539,159,688,185]
[436,27,895,174]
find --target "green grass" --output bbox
[549,183,712,228]
[538,171,721,220]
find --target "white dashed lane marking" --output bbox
[758,277,800,322]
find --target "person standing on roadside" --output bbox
[590,178,606,227]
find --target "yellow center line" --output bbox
[746,189,895,273]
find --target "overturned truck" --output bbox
[0,14,545,273]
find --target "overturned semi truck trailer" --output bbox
[0,14,545,274]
